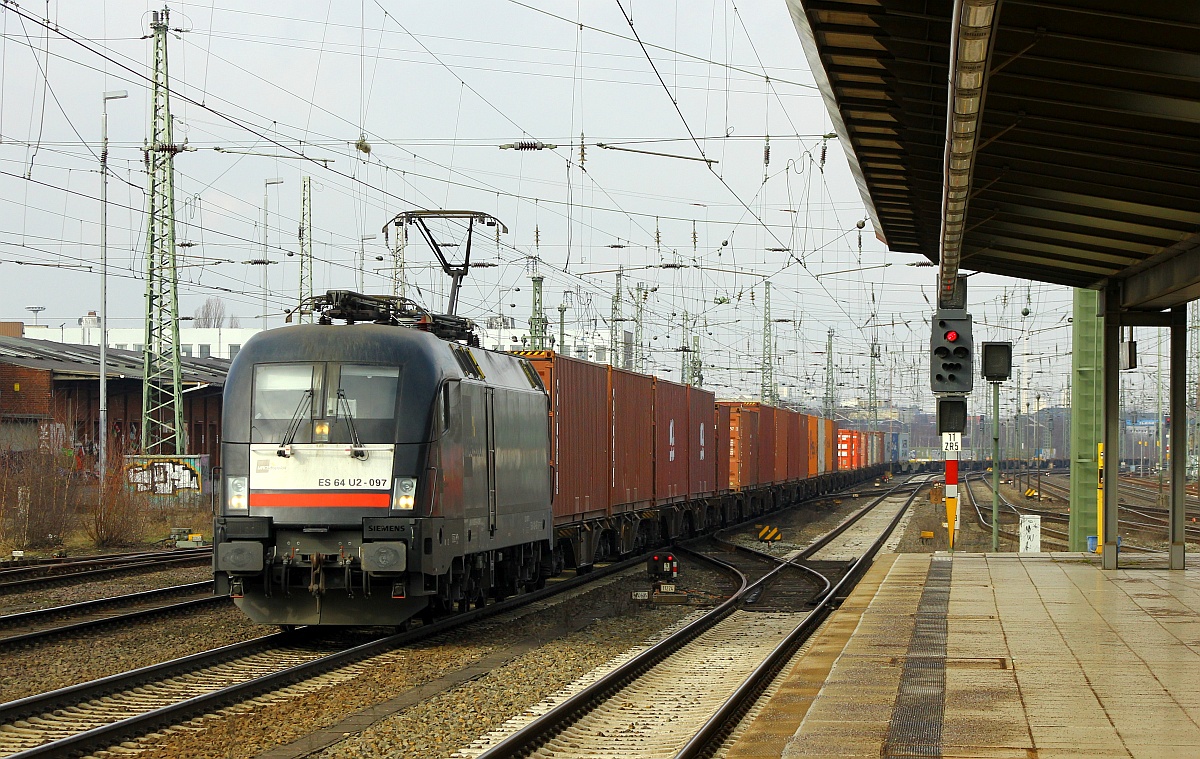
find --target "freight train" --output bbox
[213,291,887,626]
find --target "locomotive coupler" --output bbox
[340,549,354,599]
[309,553,326,596]
[282,547,296,597]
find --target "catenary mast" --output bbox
[140,7,184,454]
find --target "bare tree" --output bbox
[192,297,226,328]
[228,314,241,329]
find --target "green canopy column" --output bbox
[1069,288,1103,550]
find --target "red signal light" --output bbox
[944,330,959,342]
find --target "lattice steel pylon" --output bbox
[610,265,624,365]
[634,282,647,373]
[869,342,880,431]
[297,176,313,322]
[824,329,835,420]
[529,274,548,349]
[761,282,775,404]
[141,7,184,455]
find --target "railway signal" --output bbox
[930,309,973,394]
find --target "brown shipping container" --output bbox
[825,421,836,475]
[610,367,654,511]
[721,402,759,490]
[790,413,810,482]
[773,407,790,484]
[716,403,731,493]
[756,404,776,485]
[524,352,610,524]
[688,386,717,497]
[654,378,690,503]
[807,415,819,478]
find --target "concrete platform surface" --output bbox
[728,553,1200,759]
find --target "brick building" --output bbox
[0,335,228,465]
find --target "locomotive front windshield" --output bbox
[251,362,401,444]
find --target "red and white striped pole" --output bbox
[945,447,958,550]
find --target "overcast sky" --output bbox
[2,1,1169,415]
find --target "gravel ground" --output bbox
[93,563,734,759]
[724,484,892,556]
[0,564,214,615]
[1,602,273,702]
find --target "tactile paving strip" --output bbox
[882,555,951,757]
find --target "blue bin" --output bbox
[1086,536,1120,553]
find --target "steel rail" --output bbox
[0,553,649,759]
[0,581,213,630]
[674,480,928,758]
[473,475,927,759]
[0,596,227,650]
[0,552,211,594]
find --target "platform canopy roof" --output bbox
[786,0,1200,310]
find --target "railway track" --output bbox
[0,548,211,595]
[0,582,224,649]
[0,473,898,758]
[462,474,931,758]
[967,476,1160,552]
[1031,475,1200,542]
[0,553,654,758]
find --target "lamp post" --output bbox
[99,89,127,488]
[25,306,45,325]
[262,178,283,329]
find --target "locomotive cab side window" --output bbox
[251,363,321,443]
[328,364,401,444]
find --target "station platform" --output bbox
[728,552,1200,758]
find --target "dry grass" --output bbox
[0,450,78,549]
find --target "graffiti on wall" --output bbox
[126,455,208,496]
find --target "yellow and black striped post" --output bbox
[756,525,781,542]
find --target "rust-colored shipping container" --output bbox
[654,378,690,503]
[755,404,776,485]
[688,386,717,497]
[773,407,790,484]
[792,415,811,480]
[721,402,759,490]
[811,415,820,475]
[716,403,731,493]
[610,367,654,511]
[522,352,610,524]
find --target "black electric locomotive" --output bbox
[214,292,554,626]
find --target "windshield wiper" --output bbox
[277,389,313,457]
[337,389,367,459]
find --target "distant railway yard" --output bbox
[0,473,954,759]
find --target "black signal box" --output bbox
[981,342,1012,382]
[937,396,968,434]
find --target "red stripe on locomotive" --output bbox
[249,492,391,508]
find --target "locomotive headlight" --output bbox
[313,420,331,442]
[392,477,417,510]
[226,476,249,513]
